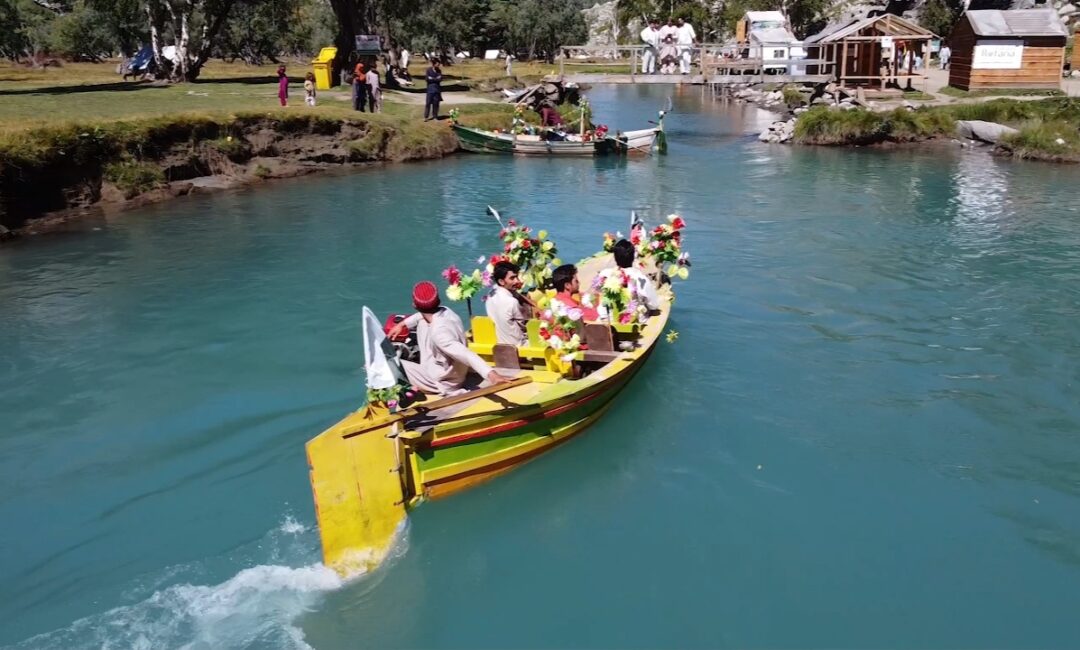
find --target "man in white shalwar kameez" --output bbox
[389,281,510,396]
[485,261,532,346]
[640,20,660,74]
[676,18,697,74]
[658,19,677,47]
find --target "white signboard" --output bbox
[973,39,1024,69]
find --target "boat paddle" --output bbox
[342,375,533,440]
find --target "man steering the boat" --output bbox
[486,261,537,346]
[388,281,512,396]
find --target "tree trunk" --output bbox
[189,0,235,81]
[144,1,165,74]
[328,0,374,78]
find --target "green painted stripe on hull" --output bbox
[412,345,664,480]
[416,371,632,471]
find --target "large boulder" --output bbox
[582,1,621,47]
[955,120,1019,144]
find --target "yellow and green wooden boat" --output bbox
[306,256,674,575]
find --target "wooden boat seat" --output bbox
[492,344,520,369]
[583,322,614,352]
[467,316,549,362]
[469,315,497,355]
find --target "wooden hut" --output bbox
[1074,25,1080,72]
[804,14,937,90]
[947,9,1067,91]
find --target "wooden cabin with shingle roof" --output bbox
[947,9,1068,91]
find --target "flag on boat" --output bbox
[361,306,404,390]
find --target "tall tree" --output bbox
[488,0,586,60]
[143,0,237,81]
[327,0,374,73]
[920,0,964,39]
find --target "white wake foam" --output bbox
[12,515,408,650]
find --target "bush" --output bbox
[794,107,888,144]
[782,85,804,108]
[794,106,956,145]
[999,120,1080,161]
[253,164,272,178]
[103,159,164,197]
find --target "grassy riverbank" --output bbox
[0,59,529,235]
[793,98,1080,163]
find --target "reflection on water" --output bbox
[2,85,1080,649]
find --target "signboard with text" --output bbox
[972,39,1024,69]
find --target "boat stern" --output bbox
[306,405,409,576]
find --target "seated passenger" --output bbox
[596,239,661,318]
[485,261,535,346]
[388,281,511,395]
[539,102,564,128]
[551,263,600,321]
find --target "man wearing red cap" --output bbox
[389,281,512,395]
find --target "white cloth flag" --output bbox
[362,306,405,390]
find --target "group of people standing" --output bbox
[639,17,698,75]
[351,60,384,113]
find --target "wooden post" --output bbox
[840,38,848,89]
[631,47,637,83]
[559,50,565,78]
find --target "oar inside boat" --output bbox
[341,375,534,440]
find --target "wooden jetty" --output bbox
[557,44,836,87]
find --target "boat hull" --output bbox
[306,257,672,574]
[451,124,659,157]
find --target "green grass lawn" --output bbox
[0,59,530,132]
[902,90,935,101]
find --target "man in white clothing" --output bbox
[676,18,697,74]
[658,18,677,46]
[485,261,534,346]
[596,239,660,323]
[640,20,660,74]
[388,281,511,396]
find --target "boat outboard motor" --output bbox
[383,314,420,363]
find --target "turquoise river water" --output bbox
[2,86,1080,649]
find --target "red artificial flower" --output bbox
[499,229,507,238]
[507,219,516,227]
[671,216,686,229]
[441,265,462,285]
[653,226,664,235]
[522,239,531,249]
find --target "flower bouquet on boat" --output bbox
[449,100,668,157]
[305,207,690,575]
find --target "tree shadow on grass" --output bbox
[0,76,282,97]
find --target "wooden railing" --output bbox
[557,43,836,83]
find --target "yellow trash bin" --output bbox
[311,46,338,90]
